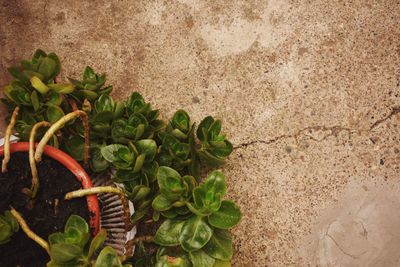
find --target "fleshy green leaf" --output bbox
[38,57,57,80]
[90,146,110,172]
[48,83,75,94]
[46,91,62,106]
[95,246,125,267]
[213,260,231,267]
[88,229,107,260]
[203,229,233,261]
[30,91,40,111]
[46,105,65,123]
[48,233,66,245]
[65,215,89,235]
[101,144,131,163]
[49,243,83,264]
[208,200,242,229]
[136,139,157,162]
[189,249,216,267]
[154,219,185,246]
[152,194,173,212]
[155,255,191,267]
[30,76,50,94]
[157,167,186,200]
[179,216,213,252]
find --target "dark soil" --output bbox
[0,152,90,267]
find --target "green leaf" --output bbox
[186,202,210,217]
[65,226,89,248]
[125,92,149,115]
[48,233,66,245]
[90,146,110,172]
[83,66,97,84]
[132,185,151,202]
[131,207,149,223]
[208,120,221,140]
[136,139,157,162]
[160,209,178,219]
[47,53,61,77]
[49,243,83,264]
[65,215,89,235]
[4,211,19,233]
[154,219,185,246]
[152,194,173,211]
[157,167,186,199]
[95,94,115,113]
[46,105,65,123]
[201,171,226,198]
[46,91,63,106]
[197,116,214,141]
[95,246,125,267]
[88,229,107,260]
[197,150,226,167]
[48,83,75,94]
[30,91,40,111]
[192,171,226,213]
[101,144,130,163]
[133,153,146,172]
[179,216,213,252]
[208,200,242,229]
[8,66,30,85]
[171,110,190,134]
[189,249,216,267]
[155,255,191,267]
[213,260,231,267]
[33,49,47,59]
[203,229,232,261]
[30,76,50,94]
[38,57,57,80]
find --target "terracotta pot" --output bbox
[0,142,100,235]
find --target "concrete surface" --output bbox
[1,0,399,266]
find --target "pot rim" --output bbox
[0,142,100,235]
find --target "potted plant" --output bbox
[1,49,242,266]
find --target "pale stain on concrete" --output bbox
[0,0,399,266]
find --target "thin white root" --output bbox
[10,207,50,254]
[34,110,90,164]
[2,107,19,173]
[65,186,124,200]
[29,121,51,198]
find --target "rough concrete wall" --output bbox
[0,0,399,266]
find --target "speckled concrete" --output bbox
[1,0,399,266]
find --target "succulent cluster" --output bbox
[1,49,240,267]
[153,170,241,266]
[47,215,130,267]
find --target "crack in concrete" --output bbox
[369,106,400,130]
[325,222,367,260]
[234,125,355,149]
[234,106,400,150]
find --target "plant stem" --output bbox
[126,235,154,247]
[34,110,90,165]
[29,121,51,198]
[69,99,78,111]
[65,186,124,200]
[10,207,50,254]
[2,107,19,173]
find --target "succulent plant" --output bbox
[2,49,240,267]
[196,117,233,167]
[47,215,131,267]
[68,66,112,103]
